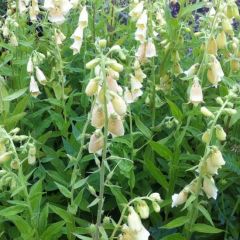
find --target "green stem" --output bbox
[94,54,109,240]
[55,40,67,122]
[184,99,228,238]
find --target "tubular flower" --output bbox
[88,130,104,154]
[70,6,88,54]
[189,77,203,105]
[207,55,224,87]
[203,176,218,199]
[29,76,40,97]
[172,189,188,207]
[29,0,40,21]
[44,0,72,24]
[35,67,47,85]
[129,1,144,20]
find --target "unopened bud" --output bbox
[201,106,214,118]
[98,39,107,48]
[216,97,224,105]
[11,160,20,170]
[152,201,161,213]
[202,129,211,144]
[0,152,12,164]
[215,125,226,141]
[224,108,237,115]
[86,58,100,69]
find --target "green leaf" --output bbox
[134,115,152,139]
[41,221,65,240]
[7,215,33,240]
[198,205,214,226]
[49,204,72,223]
[55,182,72,198]
[162,216,189,229]
[166,99,183,121]
[110,186,128,211]
[0,205,25,217]
[29,180,42,214]
[161,233,187,240]
[3,88,27,101]
[144,147,168,190]
[179,2,206,18]
[192,224,223,234]
[150,141,172,160]
[88,198,100,208]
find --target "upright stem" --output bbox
[95,54,109,240]
[184,99,229,239]
[56,42,67,122]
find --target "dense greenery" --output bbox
[0,0,240,239]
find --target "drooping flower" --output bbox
[29,76,40,97]
[44,0,72,24]
[70,6,88,54]
[207,55,224,87]
[35,67,47,85]
[108,114,125,137]
[136,200,150,219]
[172,189,188,207]
[54,29,66,45]
[129,1,144,20]
[189,77,203,105]
[91,105,105,129]
[88,130,104,154]
[203,176,218,199]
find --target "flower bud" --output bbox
[108,114,125,137]
[85,58,100,69]
[91,105,105,128]
[11,160,20,170]
[10,128,20,135]
[201,106,214,118]
[98,39,107,49]
[203,176,218,199]
[216,97,224,105]
[230,59,239,72]
[109,45,121,53]
[109,60,123,72]
[171,190,188,207]
[222,18,234,36]
[88,185,96,196]
[152,201,161,213]
[224,108,237,115]
[0,152,12,164]
[202,129,211,144]
[0,142,6,155]
[28,145,36,165]
[111,94,127,116]
[207,37,218,55]
[88,130,104,154]
[216,31,227,49]
[149,192,162,203]
[215,125,226,141]
[136,200,149,219]
[85,78,99,96]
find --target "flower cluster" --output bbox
[27,52,47,97]
[119,193,162,240]
[70,6,88,55]
[172,91,238,207]
[85,41,127,154]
